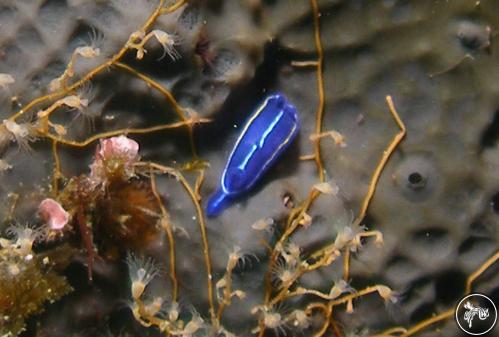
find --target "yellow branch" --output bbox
[370,252,499,337]
[142,162,217,324]
[113,61,200,158]
[310,0,326,183]
[466,251,499,293]
[41,118,210,148]
[150,170,179,301]
[353,95,406,226]
[400,310,453,337]
[8,0,173,122]
[113,62,187,121]
[51,139,62,194]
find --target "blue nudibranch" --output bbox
[206,93,300,217]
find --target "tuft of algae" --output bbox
[0,241,74,336]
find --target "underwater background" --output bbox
[0,0,498,336]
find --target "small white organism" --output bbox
[310,130,346,148]
[126,253,160,300]
[313,181,339,196]
[129,29,180,61]
[2,119,34,152]
[74,45,101,59]
[289,310,310,330]
[251,306,287,335]
[0,159,12,171]
[376,285,398,304]
[59,94,90,111]
[151,30,181,61]
[6,223,44,256]
[251,217,274,232]
[0,73,15,90]
[49,32,102,92]
[328,279,355,299]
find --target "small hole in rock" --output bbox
[394,154,436,202]
[406,171,426,191]
[457,20,491,53]
[408,172,422,184]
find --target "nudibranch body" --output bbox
[206,93,300,217]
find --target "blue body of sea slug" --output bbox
[206,93,300,217]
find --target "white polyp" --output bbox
[126,253,159,300]
[182,313,204,335]
[313,181,339,195]
[151,29,180,60]
[60,95,88,110]
[251,217,274,231]
[0,73,15,89]
[137,267,146,280]
[4,120,29,138]
[291,310,309,329]
[75,46,101,58]
[377,285,397,303]
[329,279,354,299]
[6,223,43,255]
[263,311,282,329]
[131,281,145,300]
[143,297,163,317]
[168,302,179,322]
